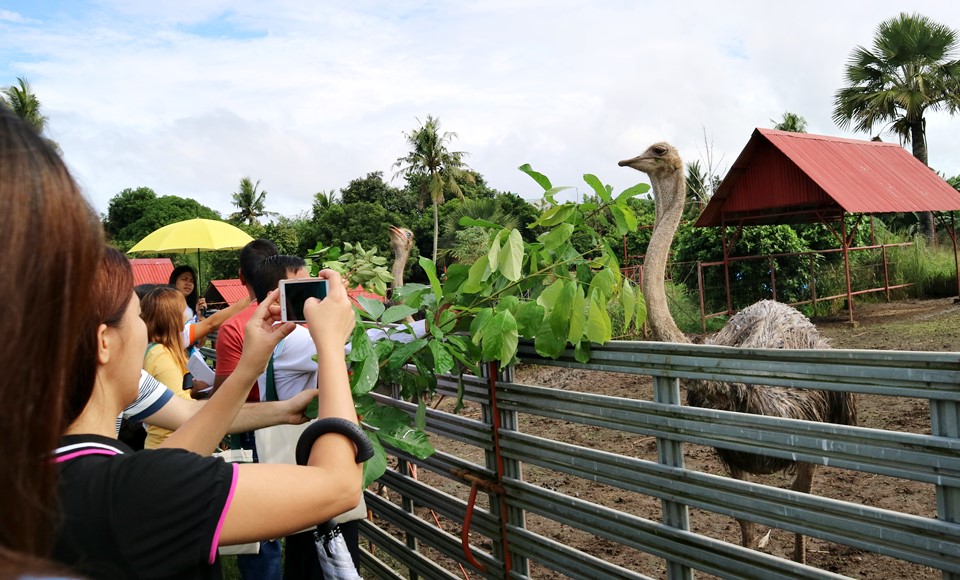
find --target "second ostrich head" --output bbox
[619,142,688,344]
[388,225,415,289]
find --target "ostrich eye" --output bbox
[653,146,667,156]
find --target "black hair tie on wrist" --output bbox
[295,417,374,466]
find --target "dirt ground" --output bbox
[384,297,960,579]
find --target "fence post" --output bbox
[769,257,777,302]
[482,362,528,578]
[931,399,960,580]
[882,244,891,302]
[809,253,818,316]
[391,383,419,577]
[652,375,693,580]
[697,262,706,334]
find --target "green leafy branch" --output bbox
[327,166,650,486]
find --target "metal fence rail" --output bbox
[357,340,960,579]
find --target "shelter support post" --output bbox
[882,245,891,302]
[809,253,818,316]
[697,262,707,334]
[842,220,854,325]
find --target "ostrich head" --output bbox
[388,225,415,289]
[618,142,683,179]
[619,142,688,344]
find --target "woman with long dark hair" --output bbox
[53,248,363,579]
[169,265,206,322]
[0,104,103,576]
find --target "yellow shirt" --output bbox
[143,344,190,449]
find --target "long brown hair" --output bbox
[66,247,134,427]
[0,105,104,569]
[140,287,189,372]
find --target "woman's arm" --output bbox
[186,296,252,346]
[146,388,317,435]
[161,290,293,454]
[219,270,363,543]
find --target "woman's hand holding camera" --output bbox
[304,270,355,351]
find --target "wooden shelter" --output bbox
[695,128,960,322]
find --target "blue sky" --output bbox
[3,1,960,218]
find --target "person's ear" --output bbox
[96,323,111,365]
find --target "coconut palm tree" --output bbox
[771,111,808,133]
[230,177,277,225]
[2,77,61,154]
[393,115,474,262]
[833,12,960,239]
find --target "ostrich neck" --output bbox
[391,254,408,289]
[642,171,689,344]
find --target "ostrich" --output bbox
[387,225,415,293]
[619,143,857,563]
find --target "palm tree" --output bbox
[2,77,61,154]
[230,177,277,225]
[393,115,474,262]
[771,111,808,133]
[437,198,520,265]
[833,12,960,239]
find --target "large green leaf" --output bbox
[419,257,443,303]
[355,295,385,320]
[537,278,566,310]
[346,325,373,363]
[459,216,501,229]
[428,341,455,375]
[537,204,576,227]
[567,285,586,343]
[463,254,491,294]
[499,229,524,282]
[387,338,428,371]
[616,182,651,200]
[381,305,418,324]
[534,316,566,358]
[586,293,612,343]
[549,282,575,339]
[442,263,470,296]
[538,223,575,251]
[589,268,616,304]
[378,426,434,460]
[362,435,388,488]
[479,310,519,363]
[518,163,552,190]
[583,174,611,203]
[487,229,504,273]
[620,278,636,330]
[514,300,545,338]
[469,308,494,346]
[636,291,648,328]
[350,353,380,395]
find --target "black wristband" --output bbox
[295,417,374,466]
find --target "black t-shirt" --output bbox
[52,434,235,580]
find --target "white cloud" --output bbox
[3,0,960,218]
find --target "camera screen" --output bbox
[282,280,328,322]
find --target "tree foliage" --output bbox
[230,177,277,225]
[833,12,960,238]
[2,77,60,153]
[103,187,221,250]
[771,111,809,133]
[393,115,474,262]
[337,166,649,486]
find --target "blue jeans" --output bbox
[237,538,282,580]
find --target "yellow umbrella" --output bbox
[127,218,253,291]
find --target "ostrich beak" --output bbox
[388,225,403,237]
[619,156,644,168]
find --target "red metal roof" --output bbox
[130,258,174,286]
[695,128,960,227]
[204,279,248,306]
[347,287,386,308]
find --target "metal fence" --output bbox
[356,339,960,580]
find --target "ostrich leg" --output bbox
[728,466,760,551]
[790,463,816,564]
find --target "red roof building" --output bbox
[696,128,960,227]
[203,279,248,308]
[130,258,174,287]
[693,128,960,323]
